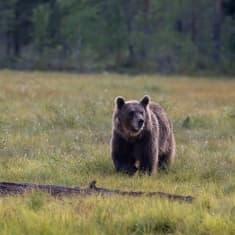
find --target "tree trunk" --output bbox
[191,1,197,43]
[0,180,194,203]
[6,31,12,56]
[140,0,151,61]
[0,32,8,58]
[213,0,223,64]
[13,3,21,57]
[126,17,135,66]
[123,1,136,66]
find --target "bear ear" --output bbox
[115,96,125,109]
[140,95,150,107]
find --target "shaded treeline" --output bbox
[0,0,234,73]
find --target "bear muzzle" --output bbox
[138,119,144,129]
[131,119,145,132]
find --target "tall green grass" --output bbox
[0,70,235,234]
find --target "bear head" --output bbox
[114,95,150,138]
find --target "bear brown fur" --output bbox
[111,95,175,175]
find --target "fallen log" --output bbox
[0,180,194,203]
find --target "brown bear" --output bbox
[111,95,175,175]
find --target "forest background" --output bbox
[0,0,234,74]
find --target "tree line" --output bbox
[0,0,234,73]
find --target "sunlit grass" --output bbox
[0,70,235,234]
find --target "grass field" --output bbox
[0,70,235,235]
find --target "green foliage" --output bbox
[0,0,234,73]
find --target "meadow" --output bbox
[0,70,234,235]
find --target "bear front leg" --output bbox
[112,155,137,175]
[111,134,137,175]
[139,155,157,175]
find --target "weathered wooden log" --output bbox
[0,180,194,203]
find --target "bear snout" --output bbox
[131,118,144,132]
[138,119,144,129]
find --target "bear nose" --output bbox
[138,119,144,128]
